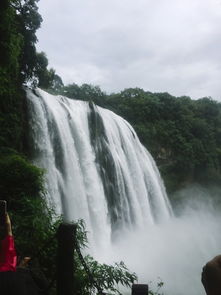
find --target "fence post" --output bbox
[56,223,76,295]
[132,284,149,295]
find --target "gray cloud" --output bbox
[37,0,221,100]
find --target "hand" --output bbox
[18,257,31,268]
[5,213,11,226]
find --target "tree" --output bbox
[11,0,43,82]
[51,73,64,92]
[34,52,53,88]
[60,83,106,104]
[0,0,24,149]
[0,0,23,90]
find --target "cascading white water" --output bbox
[27,88,172,249]
[27,88,221,295]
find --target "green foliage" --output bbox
[58,83,106,104]
[75,257,137,295]
[12,0,43,82]
[50,73,64,92]
[0,0,38,152]
[74,220,137,295]
[34,52,59,89]
[0,0,23,83]
[11,196,60,274]
[0,151,44,202]
[148,279,164,295]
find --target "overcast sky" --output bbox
[37,0,221,100]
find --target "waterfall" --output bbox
[26,88,221,295]
[27,88,172,249]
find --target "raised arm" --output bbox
[5,213,12,236]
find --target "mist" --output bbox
[96,185,221,295]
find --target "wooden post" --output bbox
[132,284,149,295]
[56,223,76,295]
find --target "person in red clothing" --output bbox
[0,212,25,294]
[0,213,17,272]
